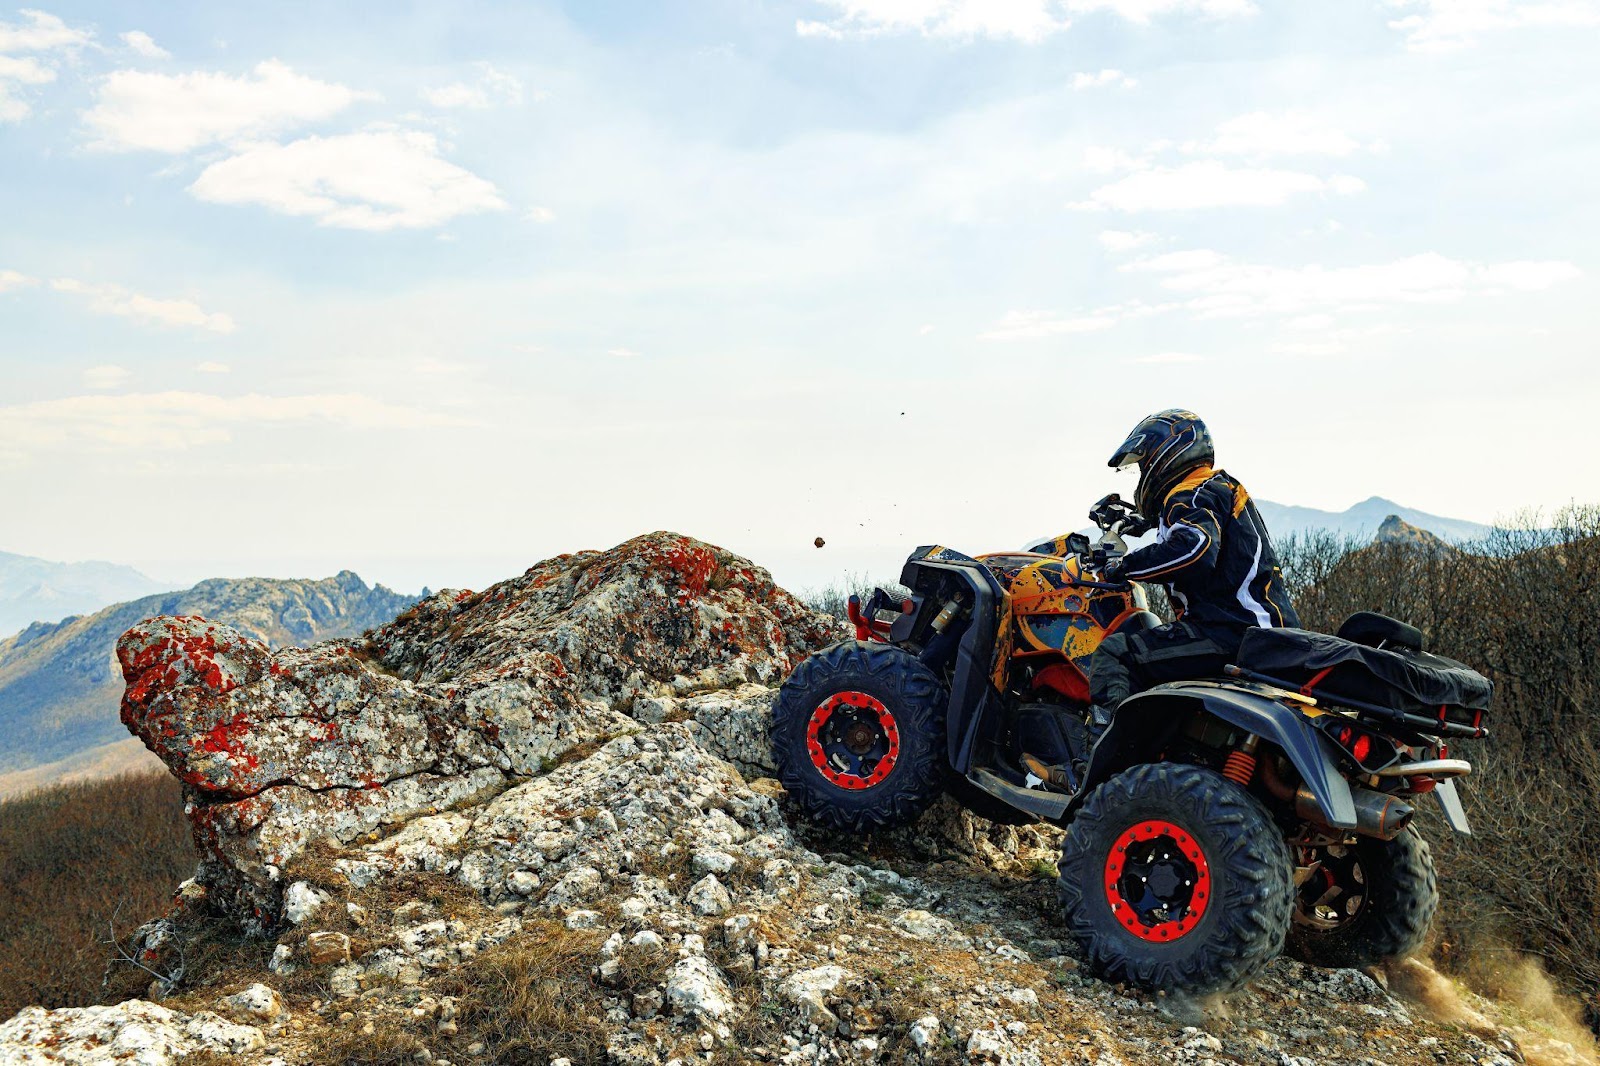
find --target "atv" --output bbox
[772,500,1489,993]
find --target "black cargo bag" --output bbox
[1236,626,1491,729]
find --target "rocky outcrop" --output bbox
[0,531,1554,1066]
[1375,514,1453,553]
[113,532,840,931]
[0,1000,263,1064]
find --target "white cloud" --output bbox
[1063,0,1257,21]
[0,9,91,122]
[195,361,230,373]
[525,206,555,223]
[1072,68,1137,89]
[1192,112,1365,157]
[1078,160,1366,211]
[0,269,36,292]
[0,55,53,84]
[0,9,90,52]
[1083,145,1148,174]
[1386,0,1600,51]
[1273,340,1345,357]
[83,365,131,390]
[1098,229,1158,252]
[978,307,1123,340]
[1479,260,1584,290]
[119,30,169,59]
[0,391,466,453]
[188,129,506,231]
[421,62,523,108]
[607,347,640,358]
[796,1,1073,41]
[51,278,237,333]
[84,60,375,152]
[1123,248,1583,319]
[1132,351,1205,363]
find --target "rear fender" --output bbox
[899,554,1004,774]
[1071,681,1359,829]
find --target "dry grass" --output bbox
[0,771,193,1017]
[316,1023,430,1066]
[437,919,610,1064]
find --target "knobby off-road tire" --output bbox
[772,641,947,833]
[1057,763,1294,993]
[1288,827,1438,969]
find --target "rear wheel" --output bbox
[772,641,947,833]
[1057,763,1293,993]
[1288,828,1437,969]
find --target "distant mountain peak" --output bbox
[1253,497,1489,545]
[1375,514,1452,552]
[0,551,171,640]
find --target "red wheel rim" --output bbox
[1103,819,1211,942]
[805,691,900,791]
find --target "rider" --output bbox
[1086,409,1300,740]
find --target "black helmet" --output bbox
[1109,409,1215,517]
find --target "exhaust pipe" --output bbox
[1296,784,1414,840]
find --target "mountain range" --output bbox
[0,572,419,794]
[1253,496,1491,544]
[0,551,171,641]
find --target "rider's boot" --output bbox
[1020,752,1077,792]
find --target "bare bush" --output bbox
[802,572,910,623]
[1278,506,1600,1023]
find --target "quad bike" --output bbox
[772,499,1489,993]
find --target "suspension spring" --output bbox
[1222,748,1258,787]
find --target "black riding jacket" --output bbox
[1119,466,1300,635]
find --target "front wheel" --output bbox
[1057,763,1293,993]
[772,641,947,833]
[1287,828,1438,969]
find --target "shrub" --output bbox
[1277,506,1600,1023]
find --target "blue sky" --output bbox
[1,0,1595,595]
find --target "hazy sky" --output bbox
[1,0,1595,596]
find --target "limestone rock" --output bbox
[305,931,351,965]
[113,532,839,931]
[0,1001,262,1064]
[665,956,733,1022]
[222,983,283,1022]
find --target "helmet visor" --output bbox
[1108,430,1149,470]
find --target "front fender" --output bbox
[897,555,1004,774]
[1071,681,1359,829]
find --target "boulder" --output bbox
[113,532,839,930]
[0,1001,262,1065]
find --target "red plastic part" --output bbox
[805,691,900,791]
[845,597,897,643]
[1033,662,1092,703]
[1103,819,1211,943]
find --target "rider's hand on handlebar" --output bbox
[1089,492,1153,537]
[1087,493,1126,526]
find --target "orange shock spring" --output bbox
[1222,748,1258,786]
